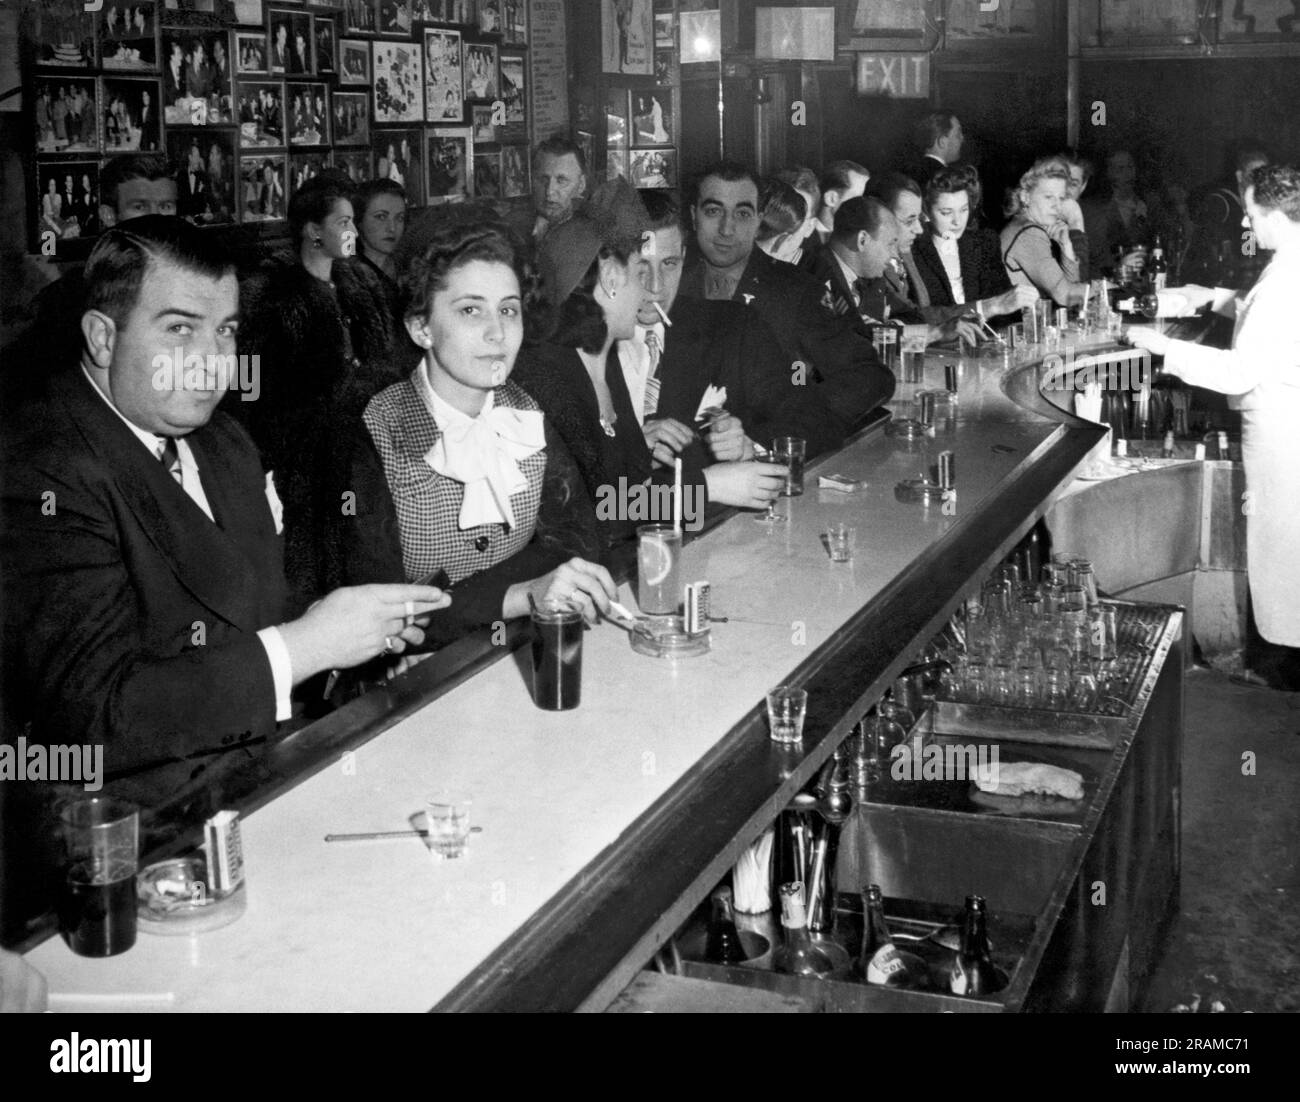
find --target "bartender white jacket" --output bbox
[1163,249,1300,646]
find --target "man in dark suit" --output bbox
[176,140,212,220]
[1,217,447,810]
[904,111,963,192]
[679,162,894,447]
[163,40,186,106]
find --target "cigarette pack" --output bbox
[205,810,245,895]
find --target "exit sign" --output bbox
[855,52,930,98]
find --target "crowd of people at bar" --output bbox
[2,111,1297,815]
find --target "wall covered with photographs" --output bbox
[24,0,536,253]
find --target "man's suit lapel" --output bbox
[59,371,271,634]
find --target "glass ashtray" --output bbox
[137,855,247,935]
[629,615,711,659]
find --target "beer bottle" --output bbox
[949,894,1003,996]
[704,886,746,965]
[1151,237,1168,291]
[857,884,918,987]
[773,883,833,977]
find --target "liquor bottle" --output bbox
[1116,292,1159,318]
[1162,430,1176,458]
[949,895,1004,996]
[857,884,920,987]
[704,886,747,965]
[1151,237,1168,291]
[772,882,833,977]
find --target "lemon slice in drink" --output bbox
[639,536,673,587]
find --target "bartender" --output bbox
[1128,164,1300,690]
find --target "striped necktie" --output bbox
[642,329,662,419]
[157,436,182,484]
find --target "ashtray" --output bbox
[137,855,247,935]
[886,418,934,441]
[629,615,711,659]
[894,477,945,506]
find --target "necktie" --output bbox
[157,437,182,485]
[642,329,662,420]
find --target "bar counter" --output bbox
[25,340,1115,1012]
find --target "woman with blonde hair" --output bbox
[1000,156,1087,306]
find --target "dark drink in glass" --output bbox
[530,602,583,710]
[60,861,137,957]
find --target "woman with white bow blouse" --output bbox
[353,214,615,646]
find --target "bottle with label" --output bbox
[772,882,834,977]
[949,894,1004,996]
[1151,240,1168,291]
[704,886,747,965]
[857,884,923,987]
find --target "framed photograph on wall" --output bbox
[34,77,99,155]
[339,39,371,84]
[333,90,371,146]
[631,88,671,147]
[629,147,674,188]
[500,143,529,198]
[240,153,288,221]
[268,7,314,75]
[602,0,653,76]
[605,148,627,183]
[35,161,100,248]
[373,128,425,202]
[471,104,496,143]
[473,147,502,197]
[654,11,673,47]
[477,0,503,35]
[290,150,332,194]
[498,52,526,142]
[426,126,471,202]
[234,0,267,24]
[236,31,269,74]
[424,28,464,122]
[335,150,373,184]
[503,0,527,44]
[377,0,415,36]
[373,40,425,122]
[162,31,234,125]
[604,86,627,150]
[343,0,377,34]
[315,16,337,74]
[100,3,158,71]
[237,80,286,147]
[287,82,330,145]
[101,77,163,152]
[462,41,498,102]
[168,129,237,224]
[35,5,97,69]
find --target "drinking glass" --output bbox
[426,791,472,859]
[59,798,139,957]
[637,524,682,614]
[767,686,808,744]
[964,659,989,703]
[824,523,855,562]
[773,437,805,496]
[530,599,583,710]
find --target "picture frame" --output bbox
[35,5,97,69]
[462,41,498,102]
[654,49,673,85]
[376,0,415,37]
[497,52,526,142]
[605,148,627,183]
[629,147,674,188]
[334,150,373,185]
[1220,0,1300,42]
[100,2,158,72]
[473,147,502,198]
[315,16,337,75]
[424,28,464,122]
[425,125,471,202]
[34,77,100,155]
[290,150,332,194]
[168,128,237,225]
[604,85,627,150]
[477,0,504,36]
[237,80,286,147]
[503,0,528,45]
[339,39,372,85]
[471,104,496,143]
[162,31,235,125]
[602,0,653,76]
[333,90,371,147]
[343,0,377,35]
[268,7,314,75]
[373,128,425,203]
[234,0,268,25]
[236,31,269,74]
[240,153,288,222]
[35,161,101,251]
[287,82,331,145]
[654,11,673,47]
[631,88,672,147]
[372,40,425,123]
[500,143,529,198]
[100,76,164,153]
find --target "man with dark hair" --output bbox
[1,216,446,808]
[528,135,587,243]
[1130,165,1300,690]
[906,110,963,190]
[680,161,894,444]
[814,159,870,243]
[176,140,213,221]
[1184,141,1272,289]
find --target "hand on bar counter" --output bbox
[932,316,984,348]
[982,284,1039,318]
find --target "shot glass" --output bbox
[58,797,139,957]
[766,686,808,745]
[426,791,472,859]
[824,522,855,562]
[772,437,806,496]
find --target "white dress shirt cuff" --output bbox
[256,626,294,722]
